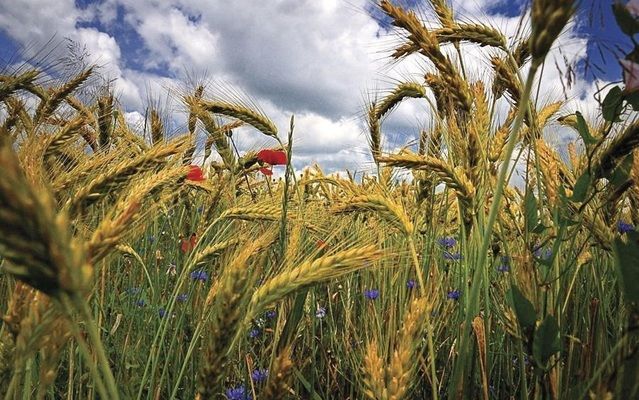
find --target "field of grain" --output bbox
[1,0,639,399]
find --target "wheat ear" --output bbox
[245,245,381,323]
[197,234,274,399]
[261,347,294,400]
[200,98,278,137]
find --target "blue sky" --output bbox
[0,0,629,173]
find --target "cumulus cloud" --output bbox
[0,0,603,173]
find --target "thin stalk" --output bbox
[58,295,110,400]
[73,294,120,400]
[449,64,540,397]
[407,237,438,400]
[277,115,295,260]
[578,334,628,399]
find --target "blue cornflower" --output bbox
[197,206,204,214]
[618,221,635,234]
[265,310,277,319]
[251,368,269,383]
[127,287,141,295]
[225,385,251,400]
[443,251,461,261]
[447,290,461,300]
[533,246,552,260]
[176,293,188,303]
[190,270,208,282]
[364,289,379,300]
[135,299,146,307]
[406,279,416,290]
[438,237,457,248]
[158,308,166,318]
[316,307,327,319]
[248,328,261,338]
[148,236,155,244]
[497,264,510,272]
[498,256,510,272]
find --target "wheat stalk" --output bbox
[362,340,387,400]
[197,234,274,399]
[377,152,475,208]
[66,136,188,214]
[34,68,93,123]
[387,297,429,400]
[376,82,426,119]
[261,347,294,400]
[87,166,187,264]
[0,135,90,296]
[149,109,164,145]
[530,0,575,67]
[97,92,114,149]
[0,70,40,102]
[380,0,472,112]
[219,203,282,221]
[332,194,413,235]
[43,116,85,162]
[244,245,381,323]
[200,98,278,138]
[592,121,639,179]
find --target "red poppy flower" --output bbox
[180,238,190,253]
[256,149,287,165]
[180,233,198,253]
[259,167,273,176]
[186,165,205,181]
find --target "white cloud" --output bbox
[129,6,219,72]
[0,0,78,45]
[0,0,601,174]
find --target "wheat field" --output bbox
[1,0,639,399]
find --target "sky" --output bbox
[0,0,630,175]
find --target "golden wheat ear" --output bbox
[361,339,386,400]
[197,232,276,399]
[244,245,382,327]
[200,98,278,138]
[386,296,431,399]
[0,135,90,297]
[530,0,575,67]
[0,69,40,102]
[260,347,295,400]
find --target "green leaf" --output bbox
[533,314,561,369]
[612,231,639,305]
[510,285,537,331]
[570,170,591,202]
[602,86,624,122]
[607,154,634,189]
[531,223,547,234]
[575,112,597,146]
[524,190,539,232]
[613,3,639,36]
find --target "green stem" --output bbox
[477,65,538,289]
[449,64,539,398]
[578,334,628,400]
[73,293,120,400]
[58,294,110,400]
[407,237,438,400]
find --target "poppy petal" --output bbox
[259,167,273,176]
[186,165,206,181]
[257,149,287,165]
[180,239,190,253]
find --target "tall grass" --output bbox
[1,1,639,399]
